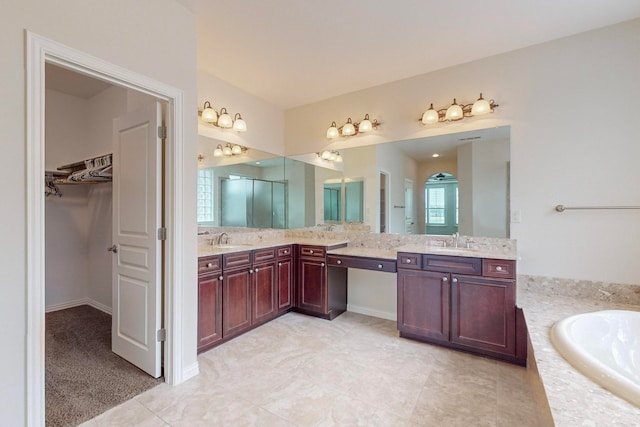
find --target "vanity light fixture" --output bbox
[213,143,247,157]
[326,114,379,139]
[318,150,343,163]
[199,101,248,132]
[420,93,499,125]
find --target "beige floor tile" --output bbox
[79,399,167,427]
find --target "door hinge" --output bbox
[157,227,167,241]
[158,125,167,139]
[157,328,167,342]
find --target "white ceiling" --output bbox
[45,63,112,99]
[195,0,640,109]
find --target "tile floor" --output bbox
[81,312,541,426]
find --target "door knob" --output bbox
[107,244,119,254]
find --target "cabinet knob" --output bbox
[218,275,223,280]
[377,264,383,269]
[442,277,448,282]
[321,262,325,267]
[405,259,412,264]
[310,250,314,254]
[278,262,282,266]
[249,269,254,274]
[254,267,259,272]
[496,266,503,272]
[337,260,342,264]
[207,263,213,268]
[284,250,288,254]
[452,278,458,283]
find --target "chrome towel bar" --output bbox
[555,205,640,212]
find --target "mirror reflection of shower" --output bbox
[221,177,287,228]
[425,172,458,235]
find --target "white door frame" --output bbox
[26,32,185,426]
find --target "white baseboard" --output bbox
[347,304,397,321]
[45,297,112,315]
[182,362,199,383]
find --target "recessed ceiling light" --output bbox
[255,161,261,165]
[432,153,440,158]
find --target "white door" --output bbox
[111,102,163,378]
[404,179,414,234]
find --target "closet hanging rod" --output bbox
[555,204,640,212]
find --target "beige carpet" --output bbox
[46,305,162,427]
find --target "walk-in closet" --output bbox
[44,64,162,427]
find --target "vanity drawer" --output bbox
[423,254,482,276]
[299,245,326,258]
[483,259,516,279]
[327,255,397,272]
[222,251,252,270]
[198,255,221,275]
[277,245,292,258]
[253,247,276,263]
[397,252,421,270]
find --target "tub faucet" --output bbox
[216,232,229,245]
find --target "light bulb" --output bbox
[358,114,372,132]
[321,150,331,160]
[421,104,439,124]
[201,101,218,123]
[233,113,247,132]
[218,108,233,128]
[329,151,337,161]
[335,152,343,162]
[213,145,223,157]
[471,93,492,116]
[445,99,463,121]
[326,122,339,139]
[223,145,232,156]
[231,144,242,155]
[342,118,356,136]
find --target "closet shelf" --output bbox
[45,153,113,197]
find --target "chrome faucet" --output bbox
[452,232,460,248]
[216,232,229,245]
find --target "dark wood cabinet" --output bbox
[397,269,450,342]
[397,252,524,365]
[252,260,277,325]
[222,263,252,339]
[296,244,347,320]
[276,245,293,312]
[197,255,223,353]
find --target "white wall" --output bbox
[0,1,198,424]
[285,19,640,286]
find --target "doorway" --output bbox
[27,32,186,426]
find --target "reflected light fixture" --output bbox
[420,93,499,125]
[326,114,379,139]
[318,150,343,162]
[213,143,246,157]
[199,101,248,132]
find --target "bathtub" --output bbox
[550,310,640,407]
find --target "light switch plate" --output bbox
[511,210,522,223]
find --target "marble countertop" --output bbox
[518,288,640,426]
[395,243,517,260]
[326,246,398,260]
[198,238,349,257]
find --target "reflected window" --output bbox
[425,172,458,235]
[197,169,214,223]
[427,187,446,225]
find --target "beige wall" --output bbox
[0,1,198,424]
[285,19,640,286]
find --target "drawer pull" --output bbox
[337,260,342,265]
[218,275,223,280]
[284,250,288,254]
[405,259,412,264]
[496,266,503,272]
[207,263,213,268]
[377,264,383,269]
[310,250,314,254]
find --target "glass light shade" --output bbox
[201,101,218,123]
[231,144,242,155]
[329,151,337,161]
[358,114,372,132]
[213,145,224,157]
[445,99,463,121]
[335,153,343,162]
[222,145,232,156]
[421,104,439,124]
[233,113,247,132]
[471,94,491,116]
[321,150,331,160]
[218,108,233,128]
[326,122,339,139]
[342,118,356,136]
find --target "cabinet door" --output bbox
[222,267,252,338]
[450,275,516,356]
[277,258,293,312]
[197,273,222,352]
[397,269,450,342]
[298,258,327,315]
[252,261,277,325]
